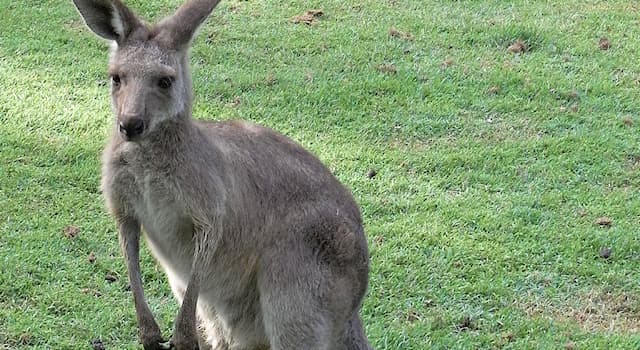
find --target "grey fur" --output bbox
[71,1,373,349]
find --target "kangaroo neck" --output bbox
[144,115,193,149]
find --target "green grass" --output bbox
[2,0,640,348]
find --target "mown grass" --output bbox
[2,0,640,349]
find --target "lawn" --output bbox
[2,0,640,349]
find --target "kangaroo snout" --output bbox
[119,117,145,140]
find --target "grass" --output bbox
[2,0,640,348]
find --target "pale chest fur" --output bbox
[102,145,195,285]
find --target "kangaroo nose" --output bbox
[119,118,145,139]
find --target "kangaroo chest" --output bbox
[114,158,196,283]
[106,147,268,347]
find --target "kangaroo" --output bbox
[71,1,373,349]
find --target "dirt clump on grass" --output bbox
[599,37,611,50]
[595,216,612,226]
[105,272,118,283]
[456,315,478,331]
[63,225,80,239]
[507,39,528,54]
[389,27,414,41]
[599,247,612,259]
[82,288,102,297]
[405,308,422,323]
[291,10,323,25]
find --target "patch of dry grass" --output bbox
[521,288,640,333]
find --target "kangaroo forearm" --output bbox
[118,217,163,345]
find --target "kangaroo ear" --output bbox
[72,0,142,43]
[155,0,222,50]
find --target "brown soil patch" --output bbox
[599,37,611,50]
[595,216,612,226]
[389,27,414,41]
[105,272,118,283]
[63,225,80,239]
[507,39,528,54]
[456,315,478,331]
[406,308,422,323]
[291,10,324,25]
[82,288,103,297]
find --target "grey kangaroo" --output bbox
[71,0,372,349]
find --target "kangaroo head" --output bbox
[72,0,220,141]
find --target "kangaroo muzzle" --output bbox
[119,117,145,140]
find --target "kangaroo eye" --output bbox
[111,74,121,87]
[158,77,173,89]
